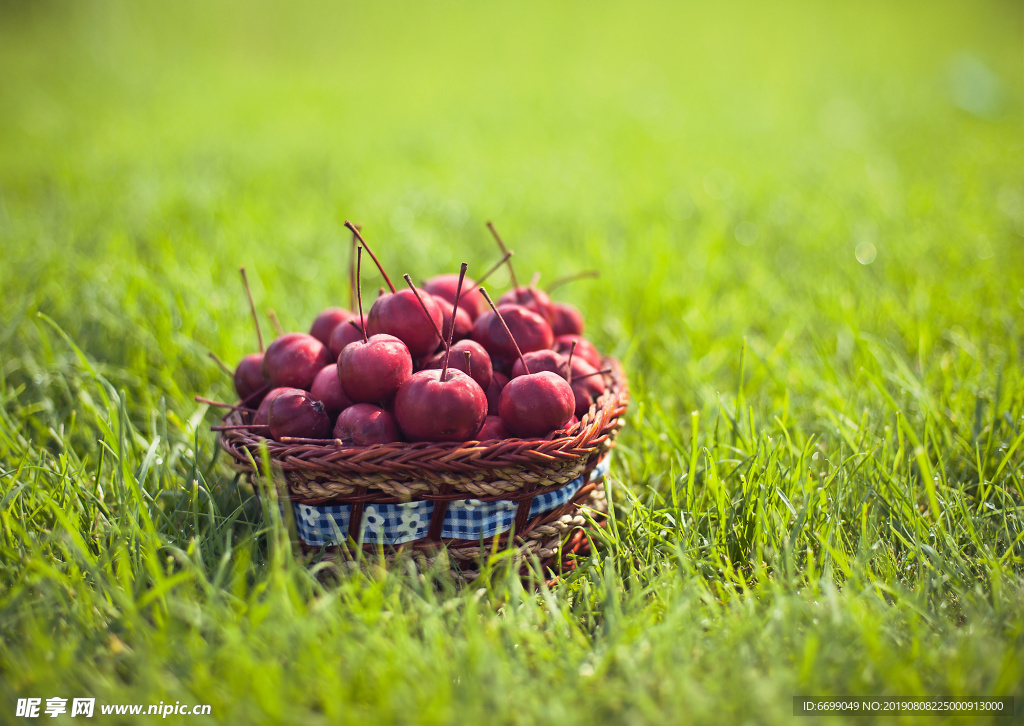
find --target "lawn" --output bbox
[1,1,1023,724]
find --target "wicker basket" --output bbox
[218,359,628,578]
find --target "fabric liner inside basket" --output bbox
[293,456,612,546]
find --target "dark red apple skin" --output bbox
[551,302,585,336]
[254,386,304,426]
[424,274,487,320]
[338,334,413,404]
[309,364,353,416]
[566,357,598,383]
[510,350,567,380]
[435,294,474,343]
[268,390,332,440]
[488,354,515,378]
[485,372,509,416]
[412,352,438,372]
[234,352,267,402]
[310,307,353,346]
[328,316,366,359]
[572,385,594,419]
[261,333,332,390]
[393,369,487,442]
[470,304,553,365]
[568,358,607,395]
[334,404,402,446]
[423,340,493,391]
[498,371,575,438]
[571,377,606,418]
[366,289,443,358]
[476,416,509,441]
[553,335,601,369]
[568,359,607,418]
[499,286,556,325]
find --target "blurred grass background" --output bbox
[1,1,1023,724]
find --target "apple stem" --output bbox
[348,223,360,311]
[194,395,257,413]
[548,269,600,292]
[475,251,512,287]
[463,350,472,379]
[530,271,541,288]
[479,287,530,375]
[486,221,524,303]
[403,274,445,343]
[239,267,264,352]
[267,309,284,336]
[566,340,577,385]
[570,367,612,383]
[238,383,271,408]
[440,263,468,381]
[356,247,368,343]
[208,351,233,376]
[345,220,396,293]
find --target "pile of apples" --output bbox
[226,222,611,446]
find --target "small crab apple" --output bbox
[551,301,585,336]
[395,367,487,441]
[337,248,413,403]
[310,307,352,346]
[340,334,413,403]
[471,303,553,367]
[261,333,332,390]
[393,264,488,442]
[434,294,473,342]
[476,416,509,441]
[424,248,512,321]
[310,363,353,416]
[233,352,267,401]
[498,285,555,324]
[253,386,304,426]
[268,390,332,440]
[547,270,598,335]
[499,370,575,438]
[568,357,607,395]
[424,339,492,391]
[510,349,566,380]
[327,316,365,358]
[479,289,574,438]
[424,274,487,320]
[570,364,611,418]
[366,287,443,358]
[328,316,366,359]
[334,403,402,446]
[572,385,595,419]
[553,335,601,369]
[485,371,509,416]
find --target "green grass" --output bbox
[2,1,1023,723]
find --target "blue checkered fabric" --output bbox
[293,503,354,547]
[442,498,517,539]
[293,456,611,547]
